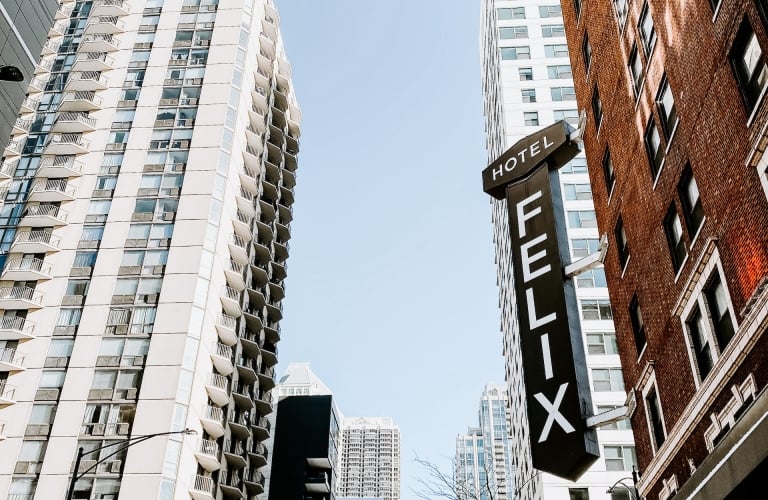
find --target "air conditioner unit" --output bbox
[15,461,39,474]
[158,238,172,247]
[96,355,120,367]
[132,355,145,366]
[111,295,135,305]
[114,325,129,335]
[125,238,148,248]
[125,388,138,399]
[116,423,130,435]
[167,187,180,196]
[161,212,176,221]
[78,240,99,249]
[78,459,97,473]
[152,265,166,274]
[44,356,68,368]
[91,423,106,435]
[91,189,113,198]
[108,460,122,473]
[118,265,141,275]
[62,294,85,305]
[143,164,165,172]
[137,188,159,197]
[35,388,60,401]
[25,424,50,436]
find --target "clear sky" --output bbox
[274,0,503,496]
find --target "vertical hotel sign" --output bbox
[482,121,599,480]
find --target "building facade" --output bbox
[559,0,768,498]
[0,0,58,145]
[479,1,637,498]
[337,417,400,500]
[454,384,514,500]
[0,0,300,498]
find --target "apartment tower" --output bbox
[0,0,300,498]
[479,1,637,498]
[337,417,400,500]
[454,384,514,500]
[559,0,768,498]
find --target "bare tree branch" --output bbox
[411,454,499,500]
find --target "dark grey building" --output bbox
[0,0,57,145]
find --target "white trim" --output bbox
[0,1,38,66]
[641,369,668,455]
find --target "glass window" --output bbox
[57,308,82,326]
[542,24,565,38]
[519,67,533,80]
[567,210,597,228]
[630,295,647,353]
[73,251,97,268]
[592,86,602,129]
[88,200,112,215]
[521,89,536,103]
[615,216,629,268]
[39,370,66,388]
[646,387,666,450]
[523,112,539,126]
[657,76,678,137]
[604,445,637,471]
[687,305,714,380]
[582,35,592,72]
[678,165,704,235]
[29,404,57,424]
[497,7,526,20]
[569,488,589,500]
[48,339,74,357]
[554,109,579,125]
[730,20,768,112]
[501,46,531,60]
[560,158,587,174]
[587,332,619,354]
[613,0,628,28]
[602,149,616,195]
[629,44,644,96]
[592,368,625,392]
[706,274,735,348]
[597,405,631,429]
[571,238,600,258]
[639,2,657,55]
[576,268,607,288]
[500,26,528,39]
[545,44,569,58]
[19,441,47,462]
[564,183,593,200]
[664,205,687,272]
[581,299,614,320]
[551,86,576,101]
[645,118,664,178]
[115,279,139,295]
[539,5,562,17]
[547,65,572,79]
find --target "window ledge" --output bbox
[652,157,667,190]
[689,218,707,249]
[673,253,690,283]
[664,121,680,154]
[746,85,768,128]
[620,255,631,279]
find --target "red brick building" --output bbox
[560,0,768,498]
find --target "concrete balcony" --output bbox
[81,33,119,52]
[65,72,109,92]
[243,468,265,496]
[28,179,77,202]
[2,257,53,281]
[84,16,125,35]
[236,187,255,218]
[251,86,268,110]
[11,230,61,254]
[220,286,242,318]
[224,260,246,291]
[249,443,268,468]
[51,112,97,134]
[12,117,32,135]
[261,342,278,367]
[92,0,130,17]
[72,52,115,72]
[195,439,221,472]
[19,97,39,114]
[43,134,90,155]
[259,33,276,59]
[211,342,234,376]
[38,155,83,178]
[3,140,22,157]
[223,440,247,469]
[189,475,215,500]
[200,405,225,439]
[243,145,262,174]
[254,391,273,415]
[0,161,16,181]
[55,2,73,19]
[252,416,271,441]
[0,382,17,408]
[216,313,238,346]
[0,286,43,310]
[257,366,275,391]
[34,57,54,74]
[229,235,249,265]
[48,20,67,37]
[0,347,25,372]
[233,210,252,240]
[60,91,103,112]
[20,204,69,227]
[239,165,260,195]
[27,76,48,93]
[0,316,35,341]
[205,373,230,406]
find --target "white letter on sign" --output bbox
[526,288,556,329]
[492,164,504,181]
[521,233,551,282]
[534,383,576,442]
[515,191,543,239]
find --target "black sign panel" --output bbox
[482,121,579,200]
[506,167,599,480]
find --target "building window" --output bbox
[706,273,735,348]
[638,1,657,56]
[500,26,529,39]
[645,118,664,178]
[564,183,593,200]
[554,109,579,125]
[539,5,562,17]
[567,210,597,228]
[523,112,539,126]
[645,384,667,451]
[629,44,644,97]
[687,305,714,380]
[581,299,613,320]
[571,238,600,258]
[501,46,531,60]
[592,368,625,392]
[561,157,588,174]
[545,44,570,58]
[664,205,687,272]
[587,332,619,354]
[576,268,607,288]
[542,24,565,38]
[613,0,628,27]
[602,148,616,195]
[605,445,638,471]
[551,86,576,101]
[522,89,536,103]
[548,64,572,79]
[730,19,768,113]
[678,165,705,236]
[498,7,526,20]
[582,34,592,72]
[615,216,629,269]
[630,294,647,354]
[569,488,589,500]
[592,85,602,129]
[656,76,679,138]
[597,405,631,429]
[519,67,533,81]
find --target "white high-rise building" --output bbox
[455,384,515,500]
[479,1,637,499]
[338,417,400,500]
[0,0,300,498]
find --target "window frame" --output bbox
[638,1,657,56]
[629,294,647,355]
[642,372,667,453]
[664,204,688,273]
[602,148,616,196]
[729,18,768,115]
[592,85,602,130]
[678,164,705,238]
[645,118,665,179]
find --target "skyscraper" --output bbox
[337,416,400,500]
[479,1,636,498]
[455,384,514,500]
[0,0,300,498]
[560,0,768,498]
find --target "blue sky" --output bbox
[274,0,503,495]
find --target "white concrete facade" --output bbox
[479,1,636,499]
[338,417,400,500]
[0,0,299,499]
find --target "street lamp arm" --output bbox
[74,433,156,478]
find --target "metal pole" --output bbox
[66,447,84,500]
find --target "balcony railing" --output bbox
[0,347,24,367]
[4,257,53,276]
[0,286,43,304]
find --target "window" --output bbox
[28,404,57,426]
[551,86,576,101]
[567,210,597,228]
[500,26,529,39]
[687,305,714,380]
[629,44,644,96]
[587,332,619,354]
[602,149,616,195]
[545,44,569,58]
[630,295,647,353]
[571,238,600,258]
[524,112,539,126]
[569,488,589,500]
[613,0,628,28]
[542,24,565,38]
[518,67,533,81]
[539,5,562,17]
[561,157,588,173]
[592,368,625,391]
[56,308,82,327]
[554,109,579,125]
[657,76,678,138]
[597,405,631,429]
[576,268,607,288]
[615,216,629,268]
[581,299,613,320]
[678,165,705,236]
[592,85,602,129]
[706,274,735,348]
[521,89,536,103]
[73,251,97,269]
[664,205,687,272]
[564,183,593,200]
[604,445,637,471]
[731,20,768,113]
[87,200,112,223]
[638,1,657,55]
[646,385,666,450]
[582,35,592,72]
[548,65,572,79]
[501,46,530,60]
[498,7,526,20]
[645,118,664,178]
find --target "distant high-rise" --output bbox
[455,384,514,500]
[0,0,300,498]
[337,416,400,500]
[479,1,637,498]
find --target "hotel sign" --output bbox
[482,121,599,480]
